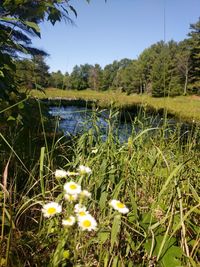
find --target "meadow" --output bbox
[0,92,200,267]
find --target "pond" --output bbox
[48,104,180,142]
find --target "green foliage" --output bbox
[88,64,103,90]
[70,64,93,90]
[142,41,182,97]
[15,59,35,90]
[32,55,50,89]
[49,71,70,90]
[188,18,200,94]
[1,105,200,265]
[0,0,80,98]
[15,56,50,91]
[117,60,143,94]
[101,59,132,91]
[0,52,17,99]
[144,236,183,267]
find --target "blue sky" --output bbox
[32,0,200,73]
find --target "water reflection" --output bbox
[49,106,107,135]
[49,105,178,142]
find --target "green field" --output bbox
[31,88,200,123]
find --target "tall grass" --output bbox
[0,102,200,266]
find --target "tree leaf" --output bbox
[69,5,77,17]
[0,17,18,22]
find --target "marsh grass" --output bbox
[0,101,200,267]
[30,88,200,123]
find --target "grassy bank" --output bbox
[30,88,200,123]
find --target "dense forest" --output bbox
[13,18,200,97]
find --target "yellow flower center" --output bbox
[116,202,125,209]
[47,207,56,214]
[82,219,91,228]
[79,211,86,216]
[70,184,77,190]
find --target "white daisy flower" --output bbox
[74,204,89,219]
[80,190,91,198]
[109,199,129,214]
[64,193,78,202]
[64,181,81,195]
[78,214,97,231]
[42,202,62,218]
[74,204,87,213]
[78,165,92,175]
[76,209,89,219]
[62,216,76,227]
[55,169,67,179]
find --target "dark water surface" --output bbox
[49,105,180,142]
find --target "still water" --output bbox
[49,105,178,142]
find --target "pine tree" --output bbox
[32,55,50,89]
[188,18,200,94]
[0,0,78,98]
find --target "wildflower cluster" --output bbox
[42,165,129,233]
[42,165,97,232]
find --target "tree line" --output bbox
[1,0,199,98]
[15,18,200,97]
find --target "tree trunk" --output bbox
[184,67,188,95]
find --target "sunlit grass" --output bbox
[30,88,200,123]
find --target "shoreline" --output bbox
[30,88,200,124]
